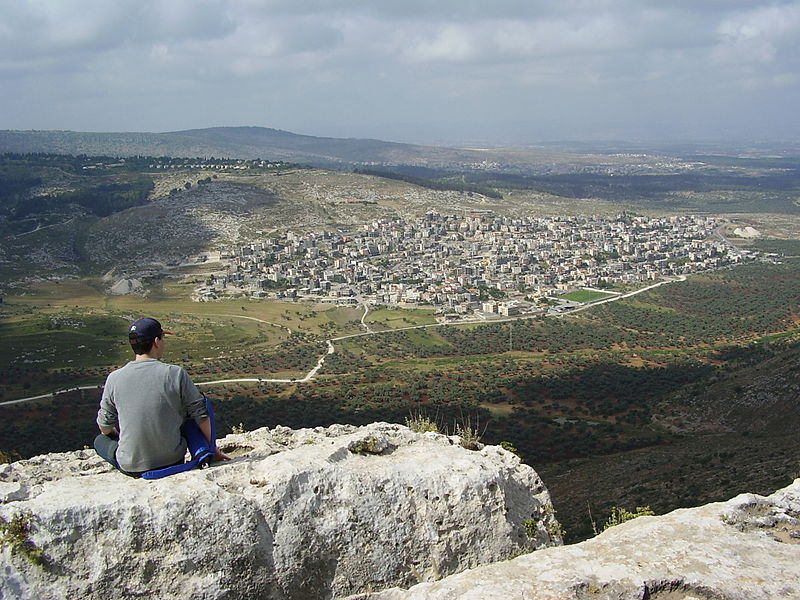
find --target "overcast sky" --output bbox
[1,0,799,145]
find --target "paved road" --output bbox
[0,385,102,406]
[0,276,686,405]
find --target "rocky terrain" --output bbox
[83,181,283,272]
[0,422,559,600]
[3,421,797,600]
[348,478,800,600]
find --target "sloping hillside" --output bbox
[0,127,476,167]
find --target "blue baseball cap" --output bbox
[128,317,173,342]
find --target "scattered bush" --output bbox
[592,505,655,535]
[0,449,22,464]
[348,436,387,455]
[500,441,520,456]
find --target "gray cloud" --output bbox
[1,0,798,142]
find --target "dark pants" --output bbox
[94,401,214,478]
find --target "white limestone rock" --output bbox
[0,422,559,600]
[348,478,800,600]
[109,277,144,295]
[732,226,761,239]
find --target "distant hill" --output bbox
[11,127,782,176]
[0,126,483,167]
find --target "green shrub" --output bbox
[593,505,655,535]
[0,450,22,464]
[348,436,385,455]
[499,441,520,456]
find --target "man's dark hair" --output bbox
[129,334,161,355]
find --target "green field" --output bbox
[558,289,617,303]
[365,307,437,327]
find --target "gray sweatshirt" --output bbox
[97,359,208,473]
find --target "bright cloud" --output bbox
[0,0,798,142]
[715,3,800,64]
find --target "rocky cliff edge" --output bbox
[0,422,559,600]
[348,478,800,600]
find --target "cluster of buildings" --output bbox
[194,212,756,315]
[147,158,286,170]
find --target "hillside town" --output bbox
[194,212,757,315]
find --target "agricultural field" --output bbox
[557,289,617,303]
[364,306,437,329]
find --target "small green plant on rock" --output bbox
[547,519,565,540]
[523,517,538,538]
[348,436,386,455]
[453,415,484,450]
[405,412,438,433]
[1,513,44,566]
[524,513,564,542]
[0,450,22,464]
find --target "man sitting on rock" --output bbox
[94,317,229,478]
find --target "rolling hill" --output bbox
[0,126,485,168]
[0,126,729,175]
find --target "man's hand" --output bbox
[199,416,230,461]
[99,425,119,440]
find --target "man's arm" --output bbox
[97,383,119,438]
[198,417,230,461]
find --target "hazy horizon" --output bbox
[2,1,799,147]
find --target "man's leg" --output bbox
[94,434,146,477]
[93,433,121,470]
